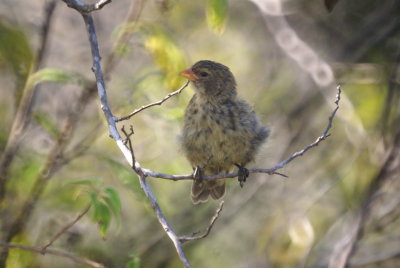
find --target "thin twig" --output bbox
[137,175,193,268]
[135,85,341,182]
[121,125,137,172]
[41,205,91,252]
[0,242,105,268]
[270,85,341,171]
[141,167,287,181]
[179,201,224,243]
[116,80,190,122]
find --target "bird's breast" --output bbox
[182,99,251,168]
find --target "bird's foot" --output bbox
[235,164,249,188]
[193,166,203,181]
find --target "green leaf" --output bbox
[143,24,187,89]
[103,187,122,214]
[32,111,59,138]
[102,187,122,228]
[90,192,112,239]
[97,202,112,239]
[27,68,87,88]
[126,253,141,268]
[206,0,229,34]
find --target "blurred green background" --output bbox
[0,0,399,267]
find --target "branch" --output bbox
[64,1,341,267]
[122,127,193,267]
[71,6,194,267]
[0,0,58,201]
[0,0,146,266]
[269,85,341,171]
[343,130,400,267]
[116,80,190,122]
[0,242,105,268]
[62,0,111,13]
[137,175,193,268]
[179,201,224,243]
[41,205,91,252]
[121,125,137,169]
[136,85,341,182]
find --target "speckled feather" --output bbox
[181,60,269,204]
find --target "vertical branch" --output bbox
[121,127,193,267]
[81,14,133,165]
[0,0,58,201]
[0,85,97,265]
[343,131,400,267]
[1,0,147,266]
[138,175,193,268]
[76,6,194,267]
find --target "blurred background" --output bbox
[0,0,399,267]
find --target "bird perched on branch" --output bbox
[179,60,269,204]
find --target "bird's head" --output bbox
[179,60,237,100]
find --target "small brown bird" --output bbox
[179,60,270,204]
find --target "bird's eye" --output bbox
[199,72,209,77]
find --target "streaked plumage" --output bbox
[180,60,269,204]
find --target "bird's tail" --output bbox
[191,179,225,204]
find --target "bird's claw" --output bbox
[236,164,249,188]
[193,166,203,181]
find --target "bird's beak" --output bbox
[179,68,198,81]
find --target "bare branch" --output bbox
[77,8,193,267]
[137,175,193,268]
[179,201,224,243]
[138,85,341,182]
[121,125,137,172]
[121,126,193,267]
[41,205,91,252]
[62,0,111,13]
[141,167,286,181]
[0,242,105,268]
[0,0,58,201]
[116,80,190,122]
[270,85,341,171]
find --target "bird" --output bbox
[179,60,270,204]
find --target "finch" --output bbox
[179,60,269,204]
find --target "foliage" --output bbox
[143,24,188,90]
[0,0,399,268]
[0,21,33,106]
[206,0,229,34]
